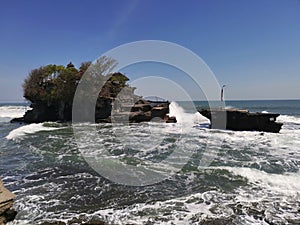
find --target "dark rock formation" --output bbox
[0,179,17,225]
[13,70,175,124]
[111,99,174,123]
[22,101,72,123]
[17,99,174,124]
[10,117,24,123]
[199,108,283,133]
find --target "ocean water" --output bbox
[0,100,300,224]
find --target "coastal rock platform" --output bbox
[199,108,283,133]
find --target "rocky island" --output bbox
[11,56,283,133]
[12,57,175,124]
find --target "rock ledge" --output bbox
[0,179,17,225]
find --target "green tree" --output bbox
[79,61,92,75]
[54,65,79,103]
[23,57,128,106]
[23,64,64,103]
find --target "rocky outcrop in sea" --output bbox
[199,108,283,133]
[11,69,176,124]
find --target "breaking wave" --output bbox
[0,106,27,122]
[168,101,210,125]
[6,123,62,140]
[277,115,300,125]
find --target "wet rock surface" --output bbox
[0,179,17,225]
[199,108,283,133]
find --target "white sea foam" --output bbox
[225,105,234,109]
[0,106,27,122]
[5,103,300,224]
[90,191,227,225]
[216,166,300,196]
[168,101,210,125]
[277,115,300,125]
[6,123,61,140]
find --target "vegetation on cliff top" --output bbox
[23,56,131,105]
[18,56,172,123]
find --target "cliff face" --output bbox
[19,98,175,124]
[22,101,72,123]
[0,179,17,225]
[109,99,176,123]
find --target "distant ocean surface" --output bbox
[1,100,300,224]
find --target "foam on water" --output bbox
[168,101,210,125]
[6,123,62,140]
[3,102,300,224]
[277,115,300,125]
[0,106,27,122]
[79,166,300,224]
[225,105,234,109]
[217,167,300,195]
[91,194,214,224]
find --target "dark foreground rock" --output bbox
[199,108,283,133]
[0,179,17,225]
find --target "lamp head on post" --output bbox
[221,85,226,102]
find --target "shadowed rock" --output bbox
[199,108,283,133]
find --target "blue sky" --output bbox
[1,0,300,101]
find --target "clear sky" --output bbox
[1,0,300,101]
